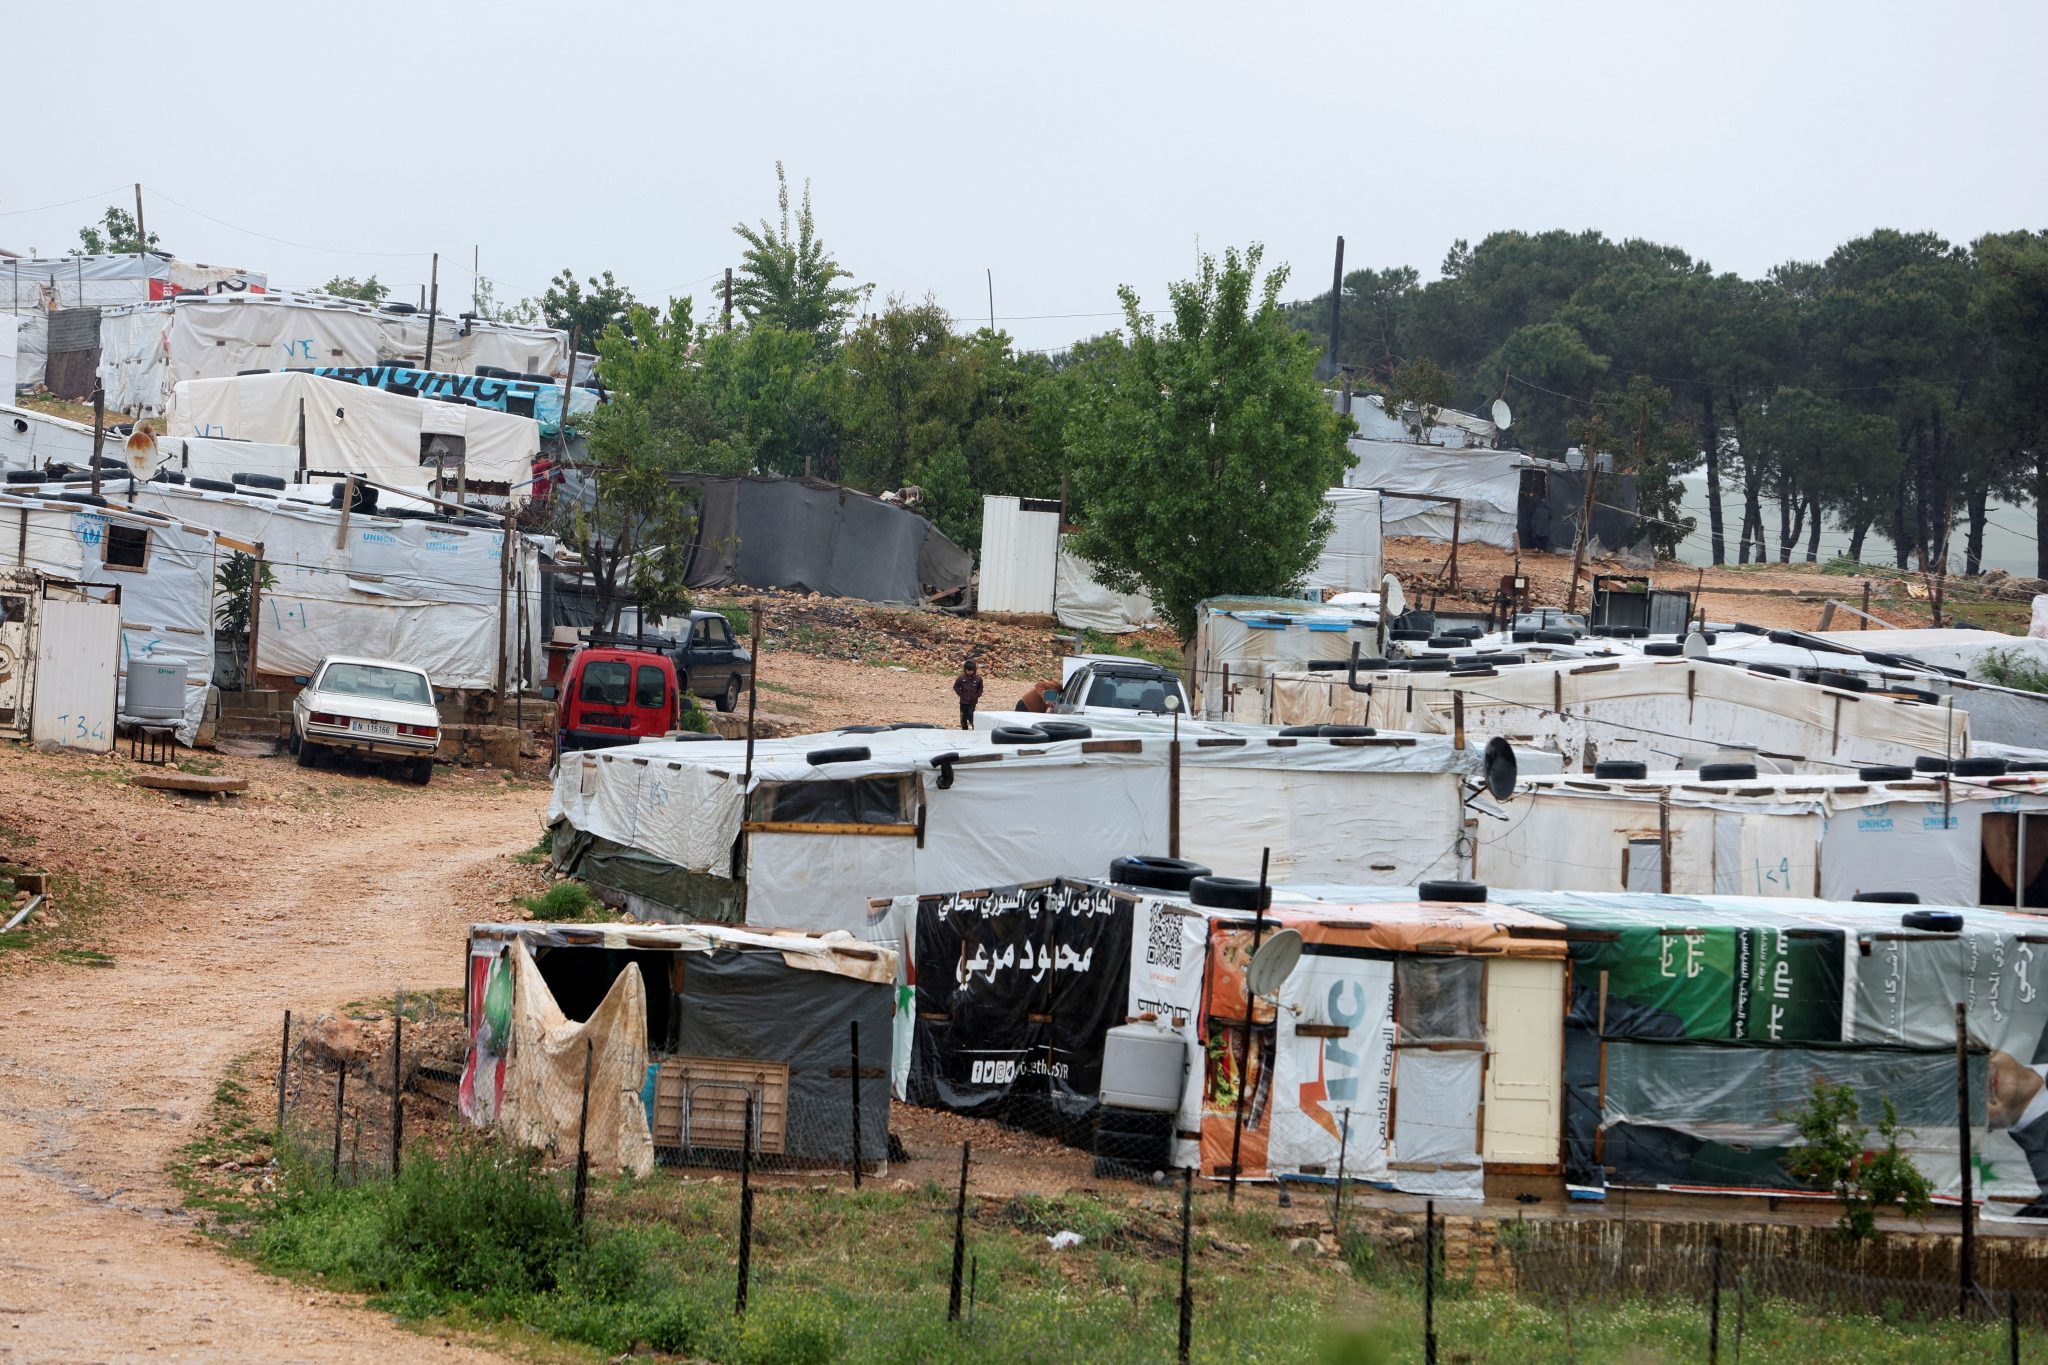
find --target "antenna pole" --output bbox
[1323,236,1345,378]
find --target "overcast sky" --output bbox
[6,0,2044,352]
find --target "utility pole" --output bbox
[1322,235,1345,378]
[133,184,146,257]
[987,269,995,332]
[723,268,733,332]
[472,244,479,315]
[423,253,440,372]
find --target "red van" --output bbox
[554,642,684,753]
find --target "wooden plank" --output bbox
[740,820,917,837]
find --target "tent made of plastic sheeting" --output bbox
[1447,888,2048,1215]
[1190,597,1377,719]
[167,371,541,495]
[462,921,897,1169]
[459,935,654,1176]
[1267,655,1970,774]
[97,293,569,415]
[0,315,16,397]
[1,253,264,314]
[675,473,971,603]
[1343,437,1520,548]
[1476,769,2048,908]
[0,402,299,484]
[1303,487,1384,597]
[0,490,220,742]
[1116,887,1569,1194]
[976,494,1159,632]
[309,365,598,439]
[1340,391,1501,450]
[547,725,1491,933]
[116,481,541,693]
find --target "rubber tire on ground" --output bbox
[1858,765,1914,781]
[1418,880,1487,903]
[286,729,301,756]
[1594,760,1648,779]
[1953,756,2009,777]
[1034,720,1092,741]
[1108,855,1213,893]
[1903,911,1967,934]
[990,725,1049,745]
[805,745,871,766]
[1817,670,1869,693]
[1187,875,1272,912]
[405,757,433,786]
[296,737,319,768]
[1318,725,1376,738]
[1697,762,1758,782]
[717,675,741,713]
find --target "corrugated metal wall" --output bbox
[977,494,1060,614]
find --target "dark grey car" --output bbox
[666,610,753,712]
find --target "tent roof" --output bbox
[1124,880,1569,957]
[470,920,897,985]
[1520,768,2048,812]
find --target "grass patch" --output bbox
[175,754,225,776]
[714,605,752,640]
[0,868,115,965]
[517,880,603,921]
[512,827,554,866]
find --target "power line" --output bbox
[0,185,134,219]
[141,186,433,261]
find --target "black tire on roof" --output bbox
[1109,855,1212,893]
[1188,875,1272,912]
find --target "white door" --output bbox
[0,591,32,737]
[1481,958,1565,1166]
[29,599,120,752]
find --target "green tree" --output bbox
[1566,375,1697,562]
[1783,1079,1933,1242]
[695,324,840,479]
[1747,388,1902,562]
[1064,245,1353,640]
[319,275,389,303]
[542,269,638,346]
[73,206,158,256]
[214,552,276,690]
[732,163,868,343]
[471,276,540,325]
[568,299,746,629]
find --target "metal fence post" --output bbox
[1424,1199,1437,1365]
[275,1008,291,1134]
[2009,1291,2019,1365]
[1333,1106,1351,1233]
[330,1062,346,1179]
[573,1038,593,1225]
[849,1019,863,1189]
[1710,1233,1722,1363]
[947,1141,971,1322]
[390,998,404,1178]
[736,1093,755,1315]
[1177,1166,1194,1364]
[1958,1001,1976,1316]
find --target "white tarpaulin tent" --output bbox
[0,402,299,484]
[1343,438,1520,548]
[1303,487,1384,596]
[118,481,540,691]
[167,371,541,494]
[549,725,1491,932]
[99,293,570,415]
[0,490,220,742]
[1478,769,2048,908]
[1270,654,1970,774]
[0,314,16,397]
[977,494,1159,633]
[1191,597,1378,718]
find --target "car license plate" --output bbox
[350,719,397,738]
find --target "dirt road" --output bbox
[0,751,545,1363]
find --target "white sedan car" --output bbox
[289,656,441,785]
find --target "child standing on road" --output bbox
[953,658,984,730]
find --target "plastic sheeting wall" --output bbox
[167,371,540,492]
[1343,437,1519,548]
[0,497,218,743]
[0,315,16,397]
[1304,487,1383,595]
[679,474,972,603]
[1193,602,1376,718]
[1053,538,1157,634]
[124,484,541,692]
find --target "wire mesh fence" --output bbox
[262,996,2048,1363]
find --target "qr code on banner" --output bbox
[1145,913,1182,970]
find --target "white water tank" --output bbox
[1099,1021,1188,1114]
[123,662,186,722]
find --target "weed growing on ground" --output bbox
[517,880,602,921]
[1979,646,2048,695]
[512,827,554,865]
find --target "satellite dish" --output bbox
[1381,573,1407,623]
[1482,737,1519,801]
[1491,398,1514,430]
[1246,928,1304,999]
[1682,627,1711,659]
